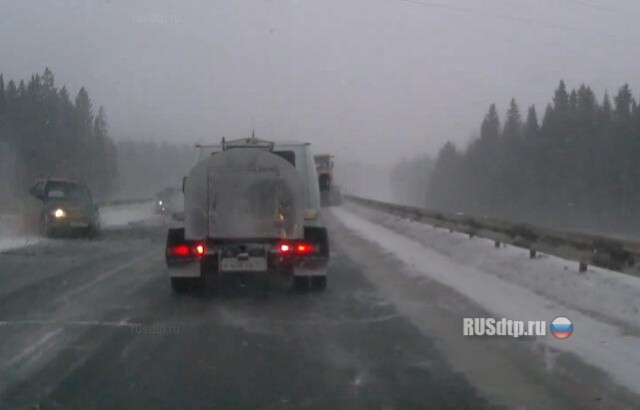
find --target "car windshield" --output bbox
[2,2,640,409]
[46,182,91,202]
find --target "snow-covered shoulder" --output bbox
[331,203,640,394]
[99,201,157,228]
[0,213,42,252]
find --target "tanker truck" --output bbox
[314,154,342,206]
[165,137,329,292]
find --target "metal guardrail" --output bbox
[95,198,153,208]
[345,195,640,275]
[1,198,152,214]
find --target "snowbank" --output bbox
[332,204,640,394]
[340,203,640,330]
[99,201,156,228]
[0,201,157,252]
[0,213,42,252]
[0,236,42,252]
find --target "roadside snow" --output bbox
[99,202,155,228]
[332,205,640,394]
[0,213,42,252]
[341,203,640,331]
[0,236,43,252]
[0,202,156,251]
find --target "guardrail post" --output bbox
[579,262,588,273]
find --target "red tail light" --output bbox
[169,243,206,258]
[295,242,314,255]
[170,245,190,257]
[278,241,314,255]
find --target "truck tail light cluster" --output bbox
[170,244,190,257]
[294,243,313,255]
[279,243,291,253]
[278,242,315,256]
[168,242,206,258]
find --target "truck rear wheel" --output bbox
[200,256,220,293]
[293,276,308,291]
[293,276,327,291]
[311,276,327,291]
[170,277,192,293]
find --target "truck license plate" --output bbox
[220,257,267,272]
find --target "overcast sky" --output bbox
[1,0,640,166]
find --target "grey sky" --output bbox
[1,0,639,166]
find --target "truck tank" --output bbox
[183,147,305,241]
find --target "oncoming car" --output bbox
[26,178,100,237]
[154,187,183,215]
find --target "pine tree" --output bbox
[426,80,640,234]
[503,99,522,141]
[56,86,75,176]
[520,105,541,218]
[0,70,118,196]
[553,80,569,115]
[498,99,524,216]
[73,87,94,182]
[92,106,115,197]
[42,67,55,92]
[480,104,501,141]
[74,87,93,133]
[523,106,539,139]
[0,75,6,146]
[614,84,633,125]
[428,141,460,211]
[612,85,637,218]
[0,74,5,117]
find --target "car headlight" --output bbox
[158,200,163,206]
[52,208,66,218]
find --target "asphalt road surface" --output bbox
[0,210,637,410]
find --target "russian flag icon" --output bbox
[550,317,573,339]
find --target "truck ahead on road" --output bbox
[314,154,342,206]
[165,137,329,292]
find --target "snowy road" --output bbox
[0,204,638,409]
